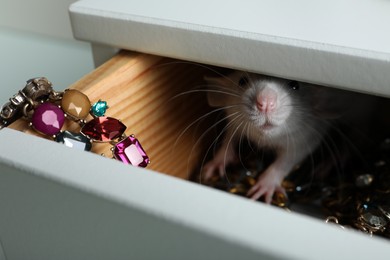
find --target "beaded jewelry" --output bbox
[0,77,149,168]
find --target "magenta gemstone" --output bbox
[31,102,65,135]
[113,136,149,167]
[81,116,126,142]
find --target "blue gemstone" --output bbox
[91,100,108,117]
[55,131,92,151]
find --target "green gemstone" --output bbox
[91,100,108,117]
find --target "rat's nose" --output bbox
[256,89,277,113]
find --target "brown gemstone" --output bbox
[81,116,126,142]
[61,89,91,119]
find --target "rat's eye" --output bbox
[238,76,249,87]
[288,80,299,90]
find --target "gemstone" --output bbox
[81,116,126,142]
[61,89,91,119]
[355,174,374,187]
[362,212,387,228]
[55,131,92,151]
[228,184,246,195]
[91,100,108,117]
[113,135,149,167]
[31,102,65,135]
[10,93,25,106]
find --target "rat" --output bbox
[201,71,377,204]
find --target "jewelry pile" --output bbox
[0,77,149,167]
[198,137,390,239]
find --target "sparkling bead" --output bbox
[31,102,65,135]
[361,212,387,229]
[10,93,25,106]
[271,192,289,208]
[61,89,91,119]
[359,203,388,229]
[81,116,126,142]
[228,184,246,195]
[355,174,374,187]
[55,131,92,151]
[113,135,149,167]
[91,100,108,117]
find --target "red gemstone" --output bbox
[81,116,126,141]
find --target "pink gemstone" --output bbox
[81,116,126,142]
[31,102,65,135]
[113,136,149,167]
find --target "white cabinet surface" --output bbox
[1,0,390,259]
[70,0,390,97]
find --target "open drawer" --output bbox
[1,0,390,259]
[1,50,389,260]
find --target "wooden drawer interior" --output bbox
[9,50,218,179]
[7,49,390,242]
[8,49,390,187]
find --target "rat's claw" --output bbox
[246,171,286,204]
[218,164,226,177]
[247,184,275,204]
[202,164,216,180]
[202,160,226,180]
[202,144,237,180]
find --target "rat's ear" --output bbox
[309,85,348,119]
[203,75,231,107]
[306,85,338,119]
[204,75,229,86]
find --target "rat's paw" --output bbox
[246,170,286,204]
[201,146,237,181]
[202,159,226,180]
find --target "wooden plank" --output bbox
[9,51,215,179]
